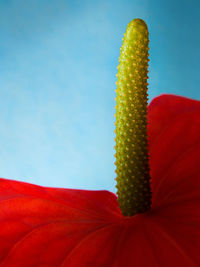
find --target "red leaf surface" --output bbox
[0,94,199,266]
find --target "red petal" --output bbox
[148,94,200,265]
[148,94,200,206]
[0,178,121,266]
[0,94,199,266]
[148,94,200,146]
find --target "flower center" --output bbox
[115,19,152,216]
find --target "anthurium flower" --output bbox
[0,19,199,267]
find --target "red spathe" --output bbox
[0,94,199,266]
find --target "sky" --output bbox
[0,0,199,192]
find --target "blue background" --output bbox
[0,0,199,192]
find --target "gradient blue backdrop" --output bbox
[0,0,199,192]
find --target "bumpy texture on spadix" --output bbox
[115,19,151,216]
